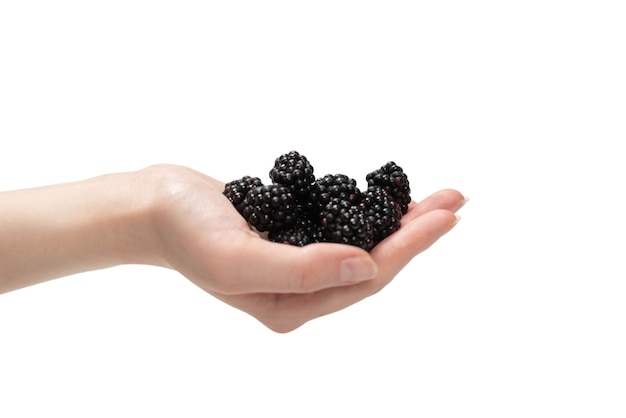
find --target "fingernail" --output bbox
[340,256,378,283]
[456,196,469,212]
[452,215,462,227]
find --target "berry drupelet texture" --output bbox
[366,161,411,214]
[268,206,324,247]
[360,186,403,244]
[223,176,264,214]
[305,173,361,215]
[269,150,316,199]
[320,198,374,251]
[240,184,298,233]
[223,151,413,250]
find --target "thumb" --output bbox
[214,240,379,295]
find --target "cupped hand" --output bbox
[148,165,465,333]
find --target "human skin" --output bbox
[0,164,466,332]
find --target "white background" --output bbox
[1,1,625,417]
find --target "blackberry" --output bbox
[268,207,324,247]
[320,199,374,251]
[223,176,264,214]
[224,152,411,251]
[306,173,361,215]
[366,161,411,214]
[269,150,315,199]
[360,186,403,244]
[241,184,297,232]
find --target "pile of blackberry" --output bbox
[223,150,411,251]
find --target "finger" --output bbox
[229,208,460,332]
[370,208,459,280]
[211,237,379,295]
[326,209,458,304]
[409,188,467,220]
[211,190,464,297]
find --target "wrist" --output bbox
[104,166,170,269]
[0,168,164,292]
[124,164,208,270]
[52,168,167,274]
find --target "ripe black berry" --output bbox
[320,199,374,251]
[268,206,324,247]
[306,173,361,215]
[241,184,297,232]
[360,186,402,244]
[223,176,264,214]
[269,150,316,199]
[366,161,411,214]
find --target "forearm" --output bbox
[0,169,164,294]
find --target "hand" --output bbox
[149,165,465,332]
[0,164,464,332]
